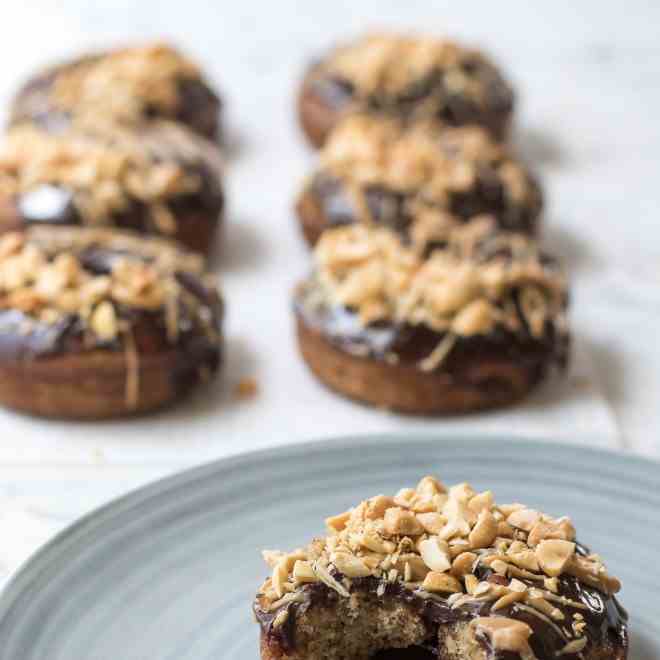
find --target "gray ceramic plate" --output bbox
[0,435,657,659]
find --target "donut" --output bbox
[294,221,569,414]
[0,121,224,254]
[296,115,542,249]
[10,42,222,140]
[0,226,223,418]
[298,33,515,148]
[254,475,628,660]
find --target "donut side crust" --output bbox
[166,200,223,255]
[296,316,544,415]
[298,71,340,148]
[0,346,216,419]
[295,185,327,247]
[0,195,222,257]
[9,50,222,141]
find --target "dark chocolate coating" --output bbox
[1,145,224,255]
[255,550,627,659]
[303,51,514,144]
[10,55,222,141]
[294,285,569,390]
[307,166,542,243]
[0,245,222,396]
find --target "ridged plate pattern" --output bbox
[0,435,657,659]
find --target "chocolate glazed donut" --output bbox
[0,121,224,255]
[296,116,543,250]
[298,34,515,148]
[9,43,222,141]
[0,227,223,419]
[294,223,569,415]
[254,476,627,660]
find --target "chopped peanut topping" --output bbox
[49,43,203,125]
[257,473,621,658]
[304,221,567,372]
[0,120,221,232]
[0,227,218,347]
[322,116,518,199]
[473,617,535,657]
[321,33,509,121]
[527,517,576,547]
[535,540,576,578]
[422,571,462,593]
[419,536,452,572]
[384,507,424,537]
[314,115,537,254]
[468,510,498,550]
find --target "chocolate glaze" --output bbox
[254,554,627,659]
[294,286,569,391]
[10,56,221,141]
[308,169,541,241]
[0,309,79,360]
[18,185,79,226]
[9,65,72,135]
[175,77,222,141]
[0,246,222,393]
[310,76,355,111]
[6,157,224,241]
[308,55,514,138]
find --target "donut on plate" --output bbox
[0,226,223,419]
[254,475,628,660]
[0,121,224,254]
[298,33,514,148]
[10,43,222,141]
[296,115,542,249]
[294,220,569,414]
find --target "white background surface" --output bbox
[0,0,659,578]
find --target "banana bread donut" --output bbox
[10,43,222,140]
[0,121,224,254]
[254,475,628,660]
[298,33,515,148]
[294,221,569,414]
[0,226,223,418]
[296,115,542,249]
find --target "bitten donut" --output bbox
[0,121,224,254]
[296,115,542,249]
[0,227,223,419]
[294,221,569,414]
[299,33,515,148]
[10,43,222,140]
[254,475,628,660]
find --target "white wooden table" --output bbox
[0,0,659,578]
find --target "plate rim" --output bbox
[0,432,656,629]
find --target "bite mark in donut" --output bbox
[254,475,627,660]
